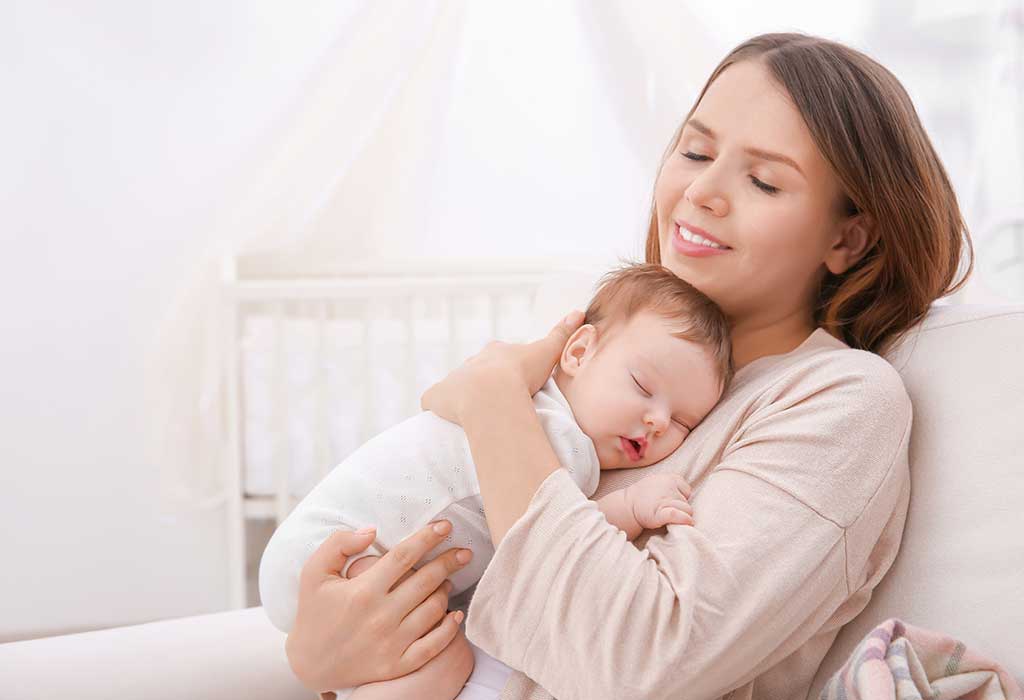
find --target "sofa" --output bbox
[2,273,1021,700]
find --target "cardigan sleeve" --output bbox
[463,351,912,700]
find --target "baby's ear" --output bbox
[560,324,597,377]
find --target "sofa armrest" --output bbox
[0,606,312,700]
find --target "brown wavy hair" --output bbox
[644,32,974,356]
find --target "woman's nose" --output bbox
[684,165,729,217]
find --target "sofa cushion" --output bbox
[809,303,1024,696]
[0,606,308,700]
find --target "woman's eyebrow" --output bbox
[685,118,805,178]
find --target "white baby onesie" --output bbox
[258,375,600,640]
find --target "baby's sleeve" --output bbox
[532,401,601,498]
[464,352,912,700]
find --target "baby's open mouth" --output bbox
[620,436,646,461]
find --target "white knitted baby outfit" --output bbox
[258,374,600,637]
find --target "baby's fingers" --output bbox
[657,506,695,527]
[675,475,694,498]
[663,498,692,515]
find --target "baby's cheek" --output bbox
[658,435,687,462]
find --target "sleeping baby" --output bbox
[258,261,733,698]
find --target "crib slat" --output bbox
[223,270,246,609]
[405,295,417,417]
[361,300,374,444]
[446,295,458,372]
[271,301,290,526]
[489,292,500,341]
[315,300,330,483]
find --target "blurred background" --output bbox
[1,0,1021,643]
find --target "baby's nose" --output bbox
[646,414,668,435]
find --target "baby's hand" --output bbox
[625,473,695,530]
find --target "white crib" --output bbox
[220,256,597,608]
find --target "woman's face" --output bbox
[655,59,849,323]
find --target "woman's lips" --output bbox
[677,219,731,248]
[672,223,732,258]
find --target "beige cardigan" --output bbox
[462,327,913,700]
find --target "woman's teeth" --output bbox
[680,228,728,249]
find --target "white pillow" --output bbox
[811,303,1024,696]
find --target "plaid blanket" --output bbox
[819,618,1022,700]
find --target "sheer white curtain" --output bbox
[145,0,720,512]
[145,0,467,511]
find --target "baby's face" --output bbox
[555,310,724,470]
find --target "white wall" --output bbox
[0,0,366,641]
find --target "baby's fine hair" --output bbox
[584,262,734,390]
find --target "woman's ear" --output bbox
[825,212,877,275]
[559,324,598,377]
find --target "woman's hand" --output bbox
[284,520,474,692]
[421,309,585,425]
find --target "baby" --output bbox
[258,262,733,698]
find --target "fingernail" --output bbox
[355,525,376,535]
[454,611,465,624]
[433,521,450,535]
[456,549,472,564]
[563,310,583,325]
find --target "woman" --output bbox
[281,33,973,700]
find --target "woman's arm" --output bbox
[421,310,585,545]
[460,379,563,545]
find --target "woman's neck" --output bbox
[730,310,817,372]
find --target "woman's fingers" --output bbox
[397,580,454,642]
[420,310,584,422]
[558,309,586,333]
[299,527,378,592]
[361,520,463,596]
[399,608,465,674]
[521,310,585,393]
[390,545,473,622]
[285,523,464,690]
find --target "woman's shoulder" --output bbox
[722,341,912,528]
[752,331,912,420]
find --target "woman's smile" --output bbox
[671,222,733,258]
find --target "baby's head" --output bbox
[553,263,733,469]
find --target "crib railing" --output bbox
[220,256,577,607]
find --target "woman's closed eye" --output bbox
[679,151,780,195]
